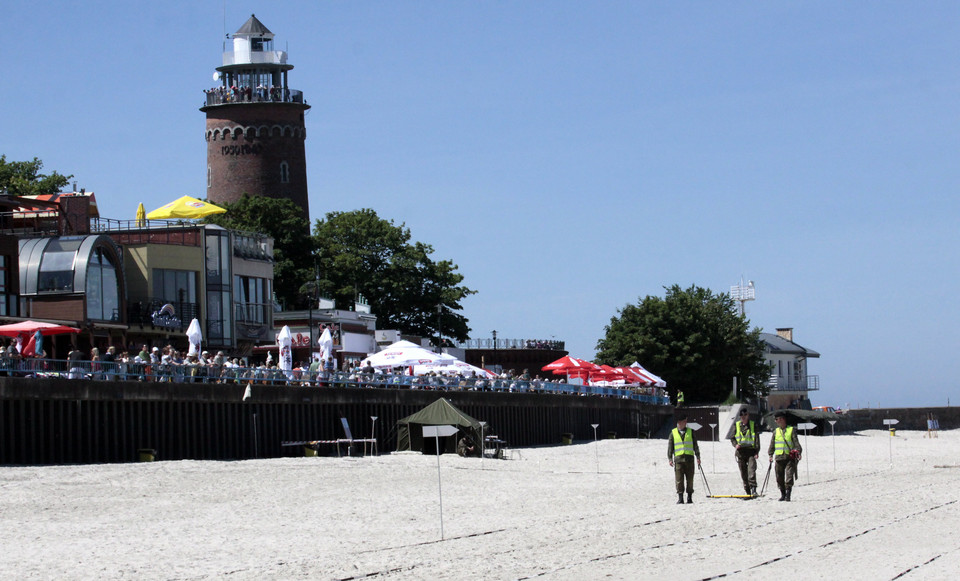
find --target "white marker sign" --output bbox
[423,425,459,438]
[797,422,817,430]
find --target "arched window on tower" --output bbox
[279,161,290,184]
[207,165,212,188]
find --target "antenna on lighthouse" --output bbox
[730,277,756,317]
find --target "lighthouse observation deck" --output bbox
[201,14,308,110]
[202,87,306,107]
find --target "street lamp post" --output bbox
[492,330,498,372]
[436,304,443,353]
[303,278,319,353]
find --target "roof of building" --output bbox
[235,14,273,37]
[760,332,820,358]
[9,192,99,218]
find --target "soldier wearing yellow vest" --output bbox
[767,410,802,501]
[667,413,701,504]
[730,407,761,496]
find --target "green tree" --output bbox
[596,284,770,403]
[204,194,315,309]
[313,209,475,342]
[0,155,72,196]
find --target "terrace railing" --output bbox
[0,357,670,406]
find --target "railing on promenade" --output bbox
[0,357,670,405]
[455,338,565,350]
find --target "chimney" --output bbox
[776,328,794,342]
[58,194,91,235]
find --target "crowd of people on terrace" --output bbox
[523,339,564,350]
[0,338,668,402]
[203,85,298,105]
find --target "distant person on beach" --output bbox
[457,436,477,457]
[768,411,802,501]
[667,413,701,504]
[730,407,760,496]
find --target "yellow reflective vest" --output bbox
[734,420,758,448]
[672,428,695,457]
[774,426,797,457]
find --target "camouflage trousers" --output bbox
[674,456,696,494]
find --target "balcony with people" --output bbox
[203,85,306,107]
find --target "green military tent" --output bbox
[761,408,840,435]
[396,398,484,454]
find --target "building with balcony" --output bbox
[762,327,820,410]
[106,220,274,354]
[271,300,378,369]
[1,191,275,356]
[18,233,126,353]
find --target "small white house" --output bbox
[762,328,820,410]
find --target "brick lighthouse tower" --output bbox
[201,14,310,221]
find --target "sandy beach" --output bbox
[2,429,958,580]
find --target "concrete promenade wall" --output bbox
[836,407,959,433]
[0,376,673,465]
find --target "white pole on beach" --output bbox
[591,424,600,474]
[797,422,815,482]
[423,425,457,540]
[370,416,378,456]
[709,423,717,473]
[252,412,259,459]
[883,419,899,465]
[828,420,837,470]
[479,421,487,470]
[436,439,444,539]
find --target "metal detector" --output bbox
[698,463,713,498]
[759,459,773,497]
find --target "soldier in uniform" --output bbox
[768,410,802,501]
[730,407,761,496]
[457,436,477,457]
[667,413,701,504]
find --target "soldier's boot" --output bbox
[751,487,758,497]
[687,492,693,504]
[677,493,684,504]
[778,488,786,501]
[744,485,751,495]
[785,488,792,502]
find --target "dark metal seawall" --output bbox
[0,377,672,465]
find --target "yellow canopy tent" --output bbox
[146,196,227,220]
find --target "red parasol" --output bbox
[0,321,81,338]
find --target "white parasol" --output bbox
[317,327,333,362]
[186,319,202,356]
[413,359,496,378]
[360,340,454,369]
[277,325,293,378]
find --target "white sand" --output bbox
[2,430,959,580]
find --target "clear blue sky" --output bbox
[3,2,958,409]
